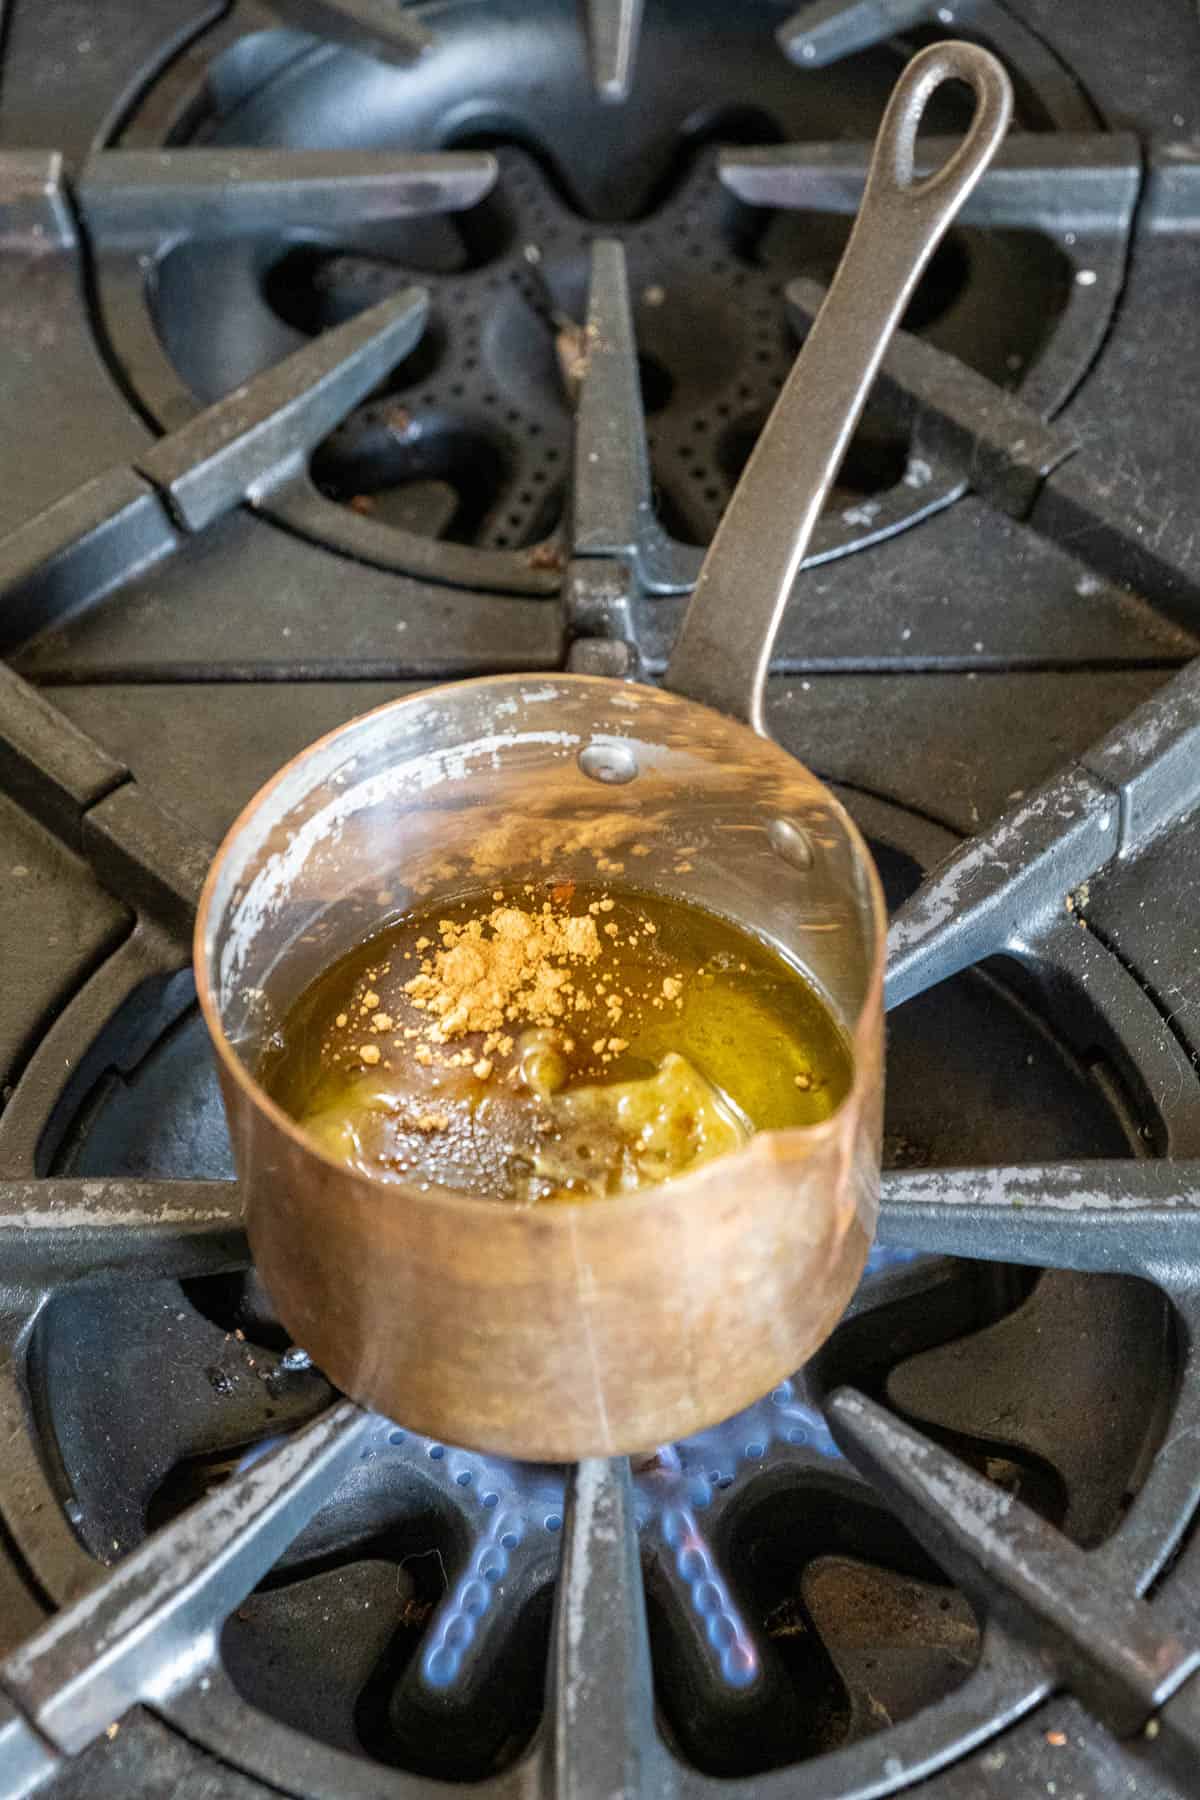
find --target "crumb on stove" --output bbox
[359,1043,381,1065]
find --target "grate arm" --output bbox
[1,1405,368,1761]
[0,1179,244,1289]
[542,1459,667,1799]
[827,1388,1200,1738]
[582,0,644,101]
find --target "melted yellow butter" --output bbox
[263,883,852,1205]
[532,1049,749,1202]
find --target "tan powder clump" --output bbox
[404,903,603,1042]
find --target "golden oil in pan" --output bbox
[261,882,853,1204]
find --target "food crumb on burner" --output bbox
[662,976,682,1000]
[372,1012,393,1031]
[359,1043,381,1065]
[362,990,380,1011]
[335,1012,348,1027]
[474,1057,493,1080]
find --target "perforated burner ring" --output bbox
[92,0,1129,598]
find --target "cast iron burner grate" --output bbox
[3,1,1200,1797]
[86,0,1129,598]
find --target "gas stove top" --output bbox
[4,1,1200,1795]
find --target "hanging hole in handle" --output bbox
[874,41,1012,202]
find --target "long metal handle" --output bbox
[665,41,1012,731]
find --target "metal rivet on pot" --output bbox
[768,817,814,869]
[578,741,638,784]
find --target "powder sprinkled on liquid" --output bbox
[404,903,603,1041]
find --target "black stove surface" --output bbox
[3,3,1200,1796]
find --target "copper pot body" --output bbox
[195,675,885,1460]
[191,38,1015,1460]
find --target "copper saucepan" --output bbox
[195,42,1012,1461]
